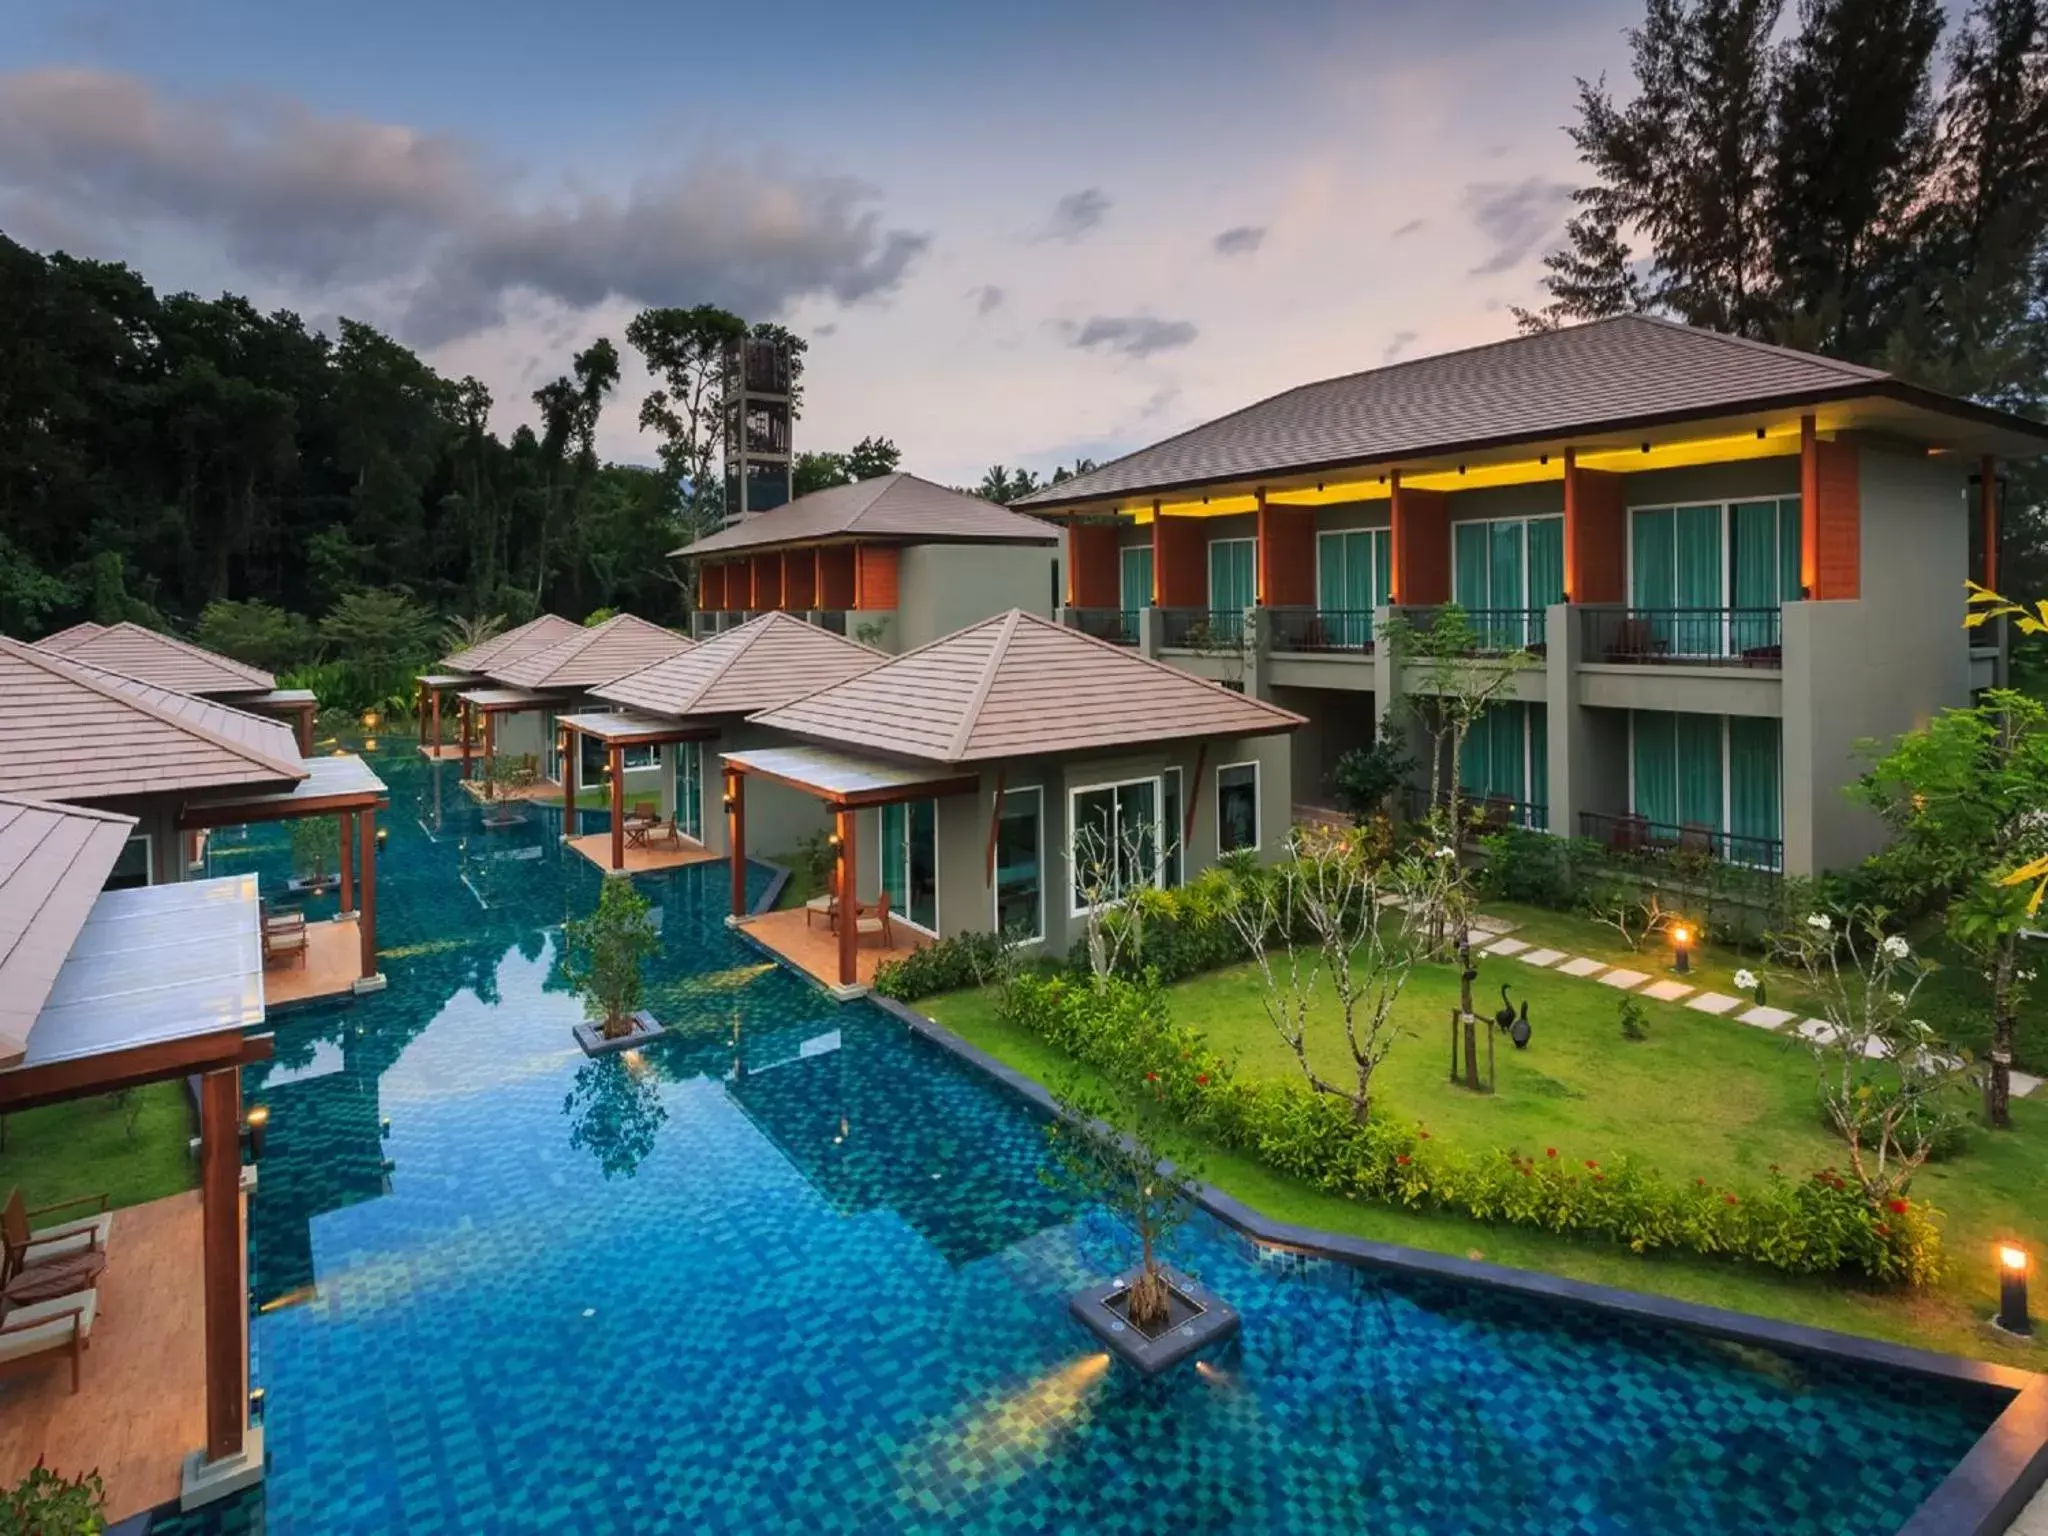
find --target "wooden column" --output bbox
[562,727,578,838]
[1254,491,1270,606]
[358,807,377,978]
[414,680,425,738]
[836,806,858,988]
[1982,454,2000,591]
[727,769,748,915]
[483,711,497,780]
[296,705,313,756]
[431,688,443,750]
[199,1068,246,1464]
[338,811,355,913]
[460,700,474,778]
[609,743,625,872]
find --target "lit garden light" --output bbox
[242,1103,271,1162]
[1670,923,1693,975]
[1996,1244,2032,1337]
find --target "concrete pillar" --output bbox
[1137,604,1163,660]
[1245,606,1273,701]
[1546,600,1586,839]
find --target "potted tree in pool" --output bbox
[564,877,666,1056]
[1046,1080,1239,1375]
[288,815,340,895]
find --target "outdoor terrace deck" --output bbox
[565,834,721,876]
[264,915,366,1007]
[738,905,927,996]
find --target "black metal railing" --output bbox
[1580,607,1783,667]
[1269,608,1376,654]
[1579,810,1783,871]
[1064,607,1142,646]
[1160,607,1247,650]
[1472,796,1550,834]
[1401,606,1548,653]
[809,610,849,636]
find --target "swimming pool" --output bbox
[175,742,2008,1534]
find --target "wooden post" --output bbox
[297,704,313,756]
[609,743,625,872]
[414,679,425,738]
[484,711,497,785]
[358,806,377,978]
[1254,490,1270,607]
[338,811,355,914]
[200,1068,246,1464]
[431,687,443,751]
[460,699,474,778]
[727,770,748,916]
[836,805,858,988]
[562,727,578,838]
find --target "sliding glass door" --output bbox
[1316,528,1390,647]
[1069,777,1161,912]
[1630,710,1781,867]
[879,800,938,932]
[1119,545,1154,612]
[1208,538,1255,613]
[674,741,702,841]
[1452,516,1563,647]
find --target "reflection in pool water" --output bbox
[160,742,2007,1535]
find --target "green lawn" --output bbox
[764,848,830,911]
[922,914,2048,1368]
[0,1082,197,1213]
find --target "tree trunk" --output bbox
[1986,943,2016,1129]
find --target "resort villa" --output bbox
[413,612,585,759]
[37,621,320,753]
[1021,315,2048,875]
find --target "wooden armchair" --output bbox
[0,1288,97,1394]
[855,892,895,949]
[263,916,309,968]
[2,1189,110,1288]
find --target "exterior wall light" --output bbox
[243,1103,271,1162]
[1671,924,1692,975]
[361,711,380,729]
[1997,1244,2032,1336]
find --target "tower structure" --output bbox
[722,334,793,525]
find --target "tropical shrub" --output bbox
[873,931,1010,1001]
[992,972,1943,1285]
[563,878,659,1036]
[0,1458,106,1536]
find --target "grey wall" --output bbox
[1269,685,1375,808]
[895,543,1058,652]
[703,720,835,859]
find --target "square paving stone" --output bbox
[1641,979,1694,1002]
[1484,938,1530,956]
[1519,948,1568,967]
[1598,968,1650,990]
[1685,992,1741,1016]
[1738,1005,1796,1030]
[2012,1070,2043,1098]
[1557,957,1606,978]
[1796,1018,1840,1045]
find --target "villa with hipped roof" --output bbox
[36,621,318,752]
[555,611,885,874]
[677,472,1060,654]
[414,614,585,761]
[724,609,1302,996]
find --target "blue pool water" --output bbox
[175,742,2003,1534]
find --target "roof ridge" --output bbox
[1014,609,1306,727]
[1620,311,1891,381]
[0,790,140,826]
[682,613,768,706]
[93,621,274,687]
[946,609,1022,761]
[745,609,1006,721]
[0,638,306,782]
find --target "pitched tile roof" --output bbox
[0,636,307,801]
[34,621,106,652]
[0,795,137,1065]
[440,614,585,674]
[34,620,275,694]
[751,609,1303,763]
[488,613,693,690]
[593,611,884,720]
[675,473,1060,557]
[1017,314,1919,508]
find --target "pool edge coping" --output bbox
[870,994,2048,1536]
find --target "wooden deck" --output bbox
[0,1192,207,1524]
[264,915,365,1007]
[739,905,928,995]
[566,833,721,875]
[417,741,467,761]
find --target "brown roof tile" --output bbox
[440,614,585,674]
[676,473,1060,557]
[0,637,307,801]
[593,611,883,719]
[37,621,275,694]
[34,621,107,652]
[0,794,137,1063]
[489,613,693,689]
[751,609,1302,763]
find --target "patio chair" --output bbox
[0,1286,98,1394]
[649,818,684,851]
[804,892,838,929]
[263,919,309,969]
[855,893,895,950]
[1605,618,1669,664]
[1606,813,1650,854]
[1,1189,111,1287]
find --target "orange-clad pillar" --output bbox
[836,806,858,987]
[727,769,747,916]
[1388,474,1450,605]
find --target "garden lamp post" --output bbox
[1671,924,1692,975]
[1997,1244,2032,1336]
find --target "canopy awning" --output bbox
[720,744,980,810]
[415,672,472,688]
[557,710,716,746]
[240,687,318,707]
[457,686,560,711]
[181,752,389,829]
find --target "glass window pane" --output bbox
[995,789,1042,941]
[1527,516,1565,608]
[881,802,908,915]
[1728,717,1782,867]
[106,835,151,891]
[1778,497,1803,603]
[1454,521,1491,609]
[1676,713,1724,832]
[1217,763,1259,852]
[1632,710,1678,828]
[1116,779,1160,893]
[1317,531,1345,612]
[1632,508,1676,609]
[1162,768,1183,887]
[1072,787,1116,909]
[907,799,937,931]
[1120,546,1153,611]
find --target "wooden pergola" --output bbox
[720,745,978,988]
[453,686,562,782]
[240,689,318,756]
[181,754,391,981]
[555,711,717,871]
[412,673,472,754]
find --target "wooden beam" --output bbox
[1184,742,1208,849]
[358,806,377,978]
[724,760,980,811]
[200,1067,247,1464]
[0,1029,271,1114]
[338,811,355,914]
[179,792,390,832]
[461,700,474,778]
[837,806,858,987]
[609,743,625,872]
[727,769,748,916]
[985,768,1006,882]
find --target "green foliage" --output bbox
[290,815,339,881]
[563,1056,668,1179]
[1063,866,1263,985]
[1619,996,1651,1042]
[0,532,76,635]
[563,878,660,1034]
[195,599,312,671]
[0,1459,105,1536]
[315,587,440,708]
[993,971,1943,1285]
[793,435,902,496]
[1478,826,1580,907]
[1327,722,1415,823]
[873,932,1010,1001]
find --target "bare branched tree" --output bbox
[1070,812,1174,983]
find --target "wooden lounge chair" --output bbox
[0,1287,97,1394]
[804,893,838,929]
[1,1189,111,1288]
[855,893,895,950]
[263,915,308,969]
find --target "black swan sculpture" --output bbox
[1494,984,1518,1034]
[1510,1002,1532,1049]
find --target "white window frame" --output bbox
[1623,493,1800,661]
[1067,774,1166,918]
[1214,759,1261,855]
[619,742,661,771]
[110,832,154,889]
[876,800,942,938]
[1206,536,1257,610]
[991,784,1045,945]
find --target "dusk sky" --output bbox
[0,0,1642,484]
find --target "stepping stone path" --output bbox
[1797,1019,1841,1046]
[1738,1005,1797,1030]
[1684,992,1742,1016]
[1640,979,1694,1003]
[1518,948,1568,968]
[1484,938,1530,957]
[1599,968,1651,990]
[2013,1070,2043,1099]
[1556,957,1606,978]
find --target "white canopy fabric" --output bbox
[15,874,265,1070]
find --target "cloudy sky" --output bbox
[0,0,1639,485]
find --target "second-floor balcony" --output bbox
[1160,607,1248,651]
[1580,607,1784,669]
[1064,607,1141,646]
[1580,809,1784,872]
[1268,607,1376,654]
[1401,606,1549,654]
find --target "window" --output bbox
[1119,545,1154,611]
[1451,516,1564,647]
[1459,703,1549,829]
[674,741,702,841]
[1316,528,1391,646]
[880,799,938,932]
[1217,762,1260,854]
[1069,777,1162,914]
[620,743,660,771]
[106,834,151,891]
[1630,710,1781,868]
[1630,498,1801,655]
[1207,537,1255,613]
[993,787,1043,943]
[1161,768,1183,887]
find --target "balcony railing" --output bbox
[1064,606,1141,646]
[1579,810,1783,872]
[809,609,849,636]
[1404,787,1550,834]
[1160,607,1247,650]
[1269,608,1375,654]
[1402,606,1548,654]
[1580,608,1783,668]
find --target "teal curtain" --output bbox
[1676,713,1723,831]
[1777,496,1803,604]
[1488,521,1525,647]
[1528,706,1549,827]
[1674,504,1724,657]
[1631,509,1676,649]
[1730,500,1779,653]
[1318,530,1375,645]
[1633,711,1678,828]
[1454,521,1491,611]
[1119,545,1153,612]
[1370,529,1392,607]
[1490,702,1526,801]
[1527,516,1564,604]
[1317,531,1344,612]
[1209,539,1253,612]
[1728,717,1782,867]
[880,803,907,912]
[906,799,937,930]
